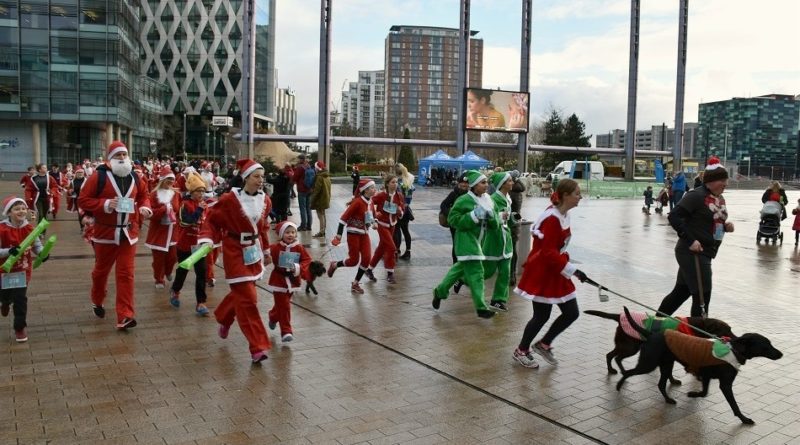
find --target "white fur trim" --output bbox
[236,189,266,226]
[359,180,376,192]
[156,189,175,205]
[107,145,127,160]
[3,198,26,215]
[514,288,577,304]
[561,262,577,278]
[241,163,262,179]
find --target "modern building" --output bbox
[0,0,164,171]
[275,87,296,135]
[384,25,483,141]
[340,70,384,138]
[140,0,276,158]
[596,124,699,157]
[698,94,800,178]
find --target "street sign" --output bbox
[212,116,233,127]
[742,156,750,161]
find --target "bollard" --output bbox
[515,220,533,275]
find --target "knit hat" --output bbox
[702,156,729,184]
[464,170,487,188]
[2,195,26,215]
[158,165,175,183]
[275,220,297,239]
[107,141,128,160]
[358,179,375,193]
[490,171,512,190]
[236,158,262,179]
[186,172,206,192]
[315,161,326,171]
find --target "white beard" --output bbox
[156,189,175,205]
[111,158,133,177]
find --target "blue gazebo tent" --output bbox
[417,150,457,185]
[452,150,491,171]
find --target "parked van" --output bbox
[549,160,605,181]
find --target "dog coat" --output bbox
[664,330,738,374]
[619,312,693,340]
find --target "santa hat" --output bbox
[3,195,27,215]
[107,140,128,160]
[464,170,487,188]
[158,165,175,182]
[315,161,326,171]
[490,171,511,190]
[236,158,262,179]
[74,167,85,174]
[275,220,297,239]
[702,156,729,184]
[358,178,375,193]
[186,172,206,192]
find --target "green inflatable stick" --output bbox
[2,218,50,273]
[33,235,57,269]
[178,244,213,270]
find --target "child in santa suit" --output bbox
[198,159,273,364]
[78,141,153,330]
[265,221,322,342]
[364,174,405,284]
[145,166,180,289]
[170,172,211,315]
[0,196,46,343]
[326,179,376,294]
[511,178,589,369]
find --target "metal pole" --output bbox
[240,0,255,159]
[672,0,688,171]
[723,123,728,167]
[517,0,532,172]
[456,0,471,155]
[318,0,332,166]
[623,0,640,180]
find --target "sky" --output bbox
[274,0,800,147]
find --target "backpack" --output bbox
[93,164,139,198]
[303,166,316,189]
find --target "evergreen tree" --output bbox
[397,127,416,170]
[563,113,592,147]
[539,110,593,172]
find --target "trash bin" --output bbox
[516,219,533,275]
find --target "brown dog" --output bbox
[585,309,735,378]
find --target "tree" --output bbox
[538,109,593,172]
[563,113,592,147]
[397,127,416,170]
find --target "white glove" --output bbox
[139,207,153,218]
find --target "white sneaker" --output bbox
[155,282,165,289]
[533,342,558,365]
[281,333,294,342]
[512,348,539,368]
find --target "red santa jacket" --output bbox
[24,174,57,209]
[371,190,405,228]
[338,195,374,234]
[0,219,43,283]
[265,240,312,293]
[77,166,152,245]
[144,188,180,251]
[198,188,272,284]
[515,206,576,303]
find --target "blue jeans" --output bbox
[298,192,312,229]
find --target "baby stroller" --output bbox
[757,201,783,244]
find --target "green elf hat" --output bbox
[490,171,512,190]
[465,170,487,188]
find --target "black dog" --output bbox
[584,309,735,377]
[616,307,783,424]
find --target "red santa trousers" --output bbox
[206,247,218,281]
[344,233,372,269]
[151,247,177,283]
[214,282,271,354]
[91,239,137,323]
[51,191,61,216]
[268,291,293,336]
[369,225,396,272]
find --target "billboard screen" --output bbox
[465,88,529,133]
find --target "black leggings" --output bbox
[171,250,207,304]
[518,299,579,350]
[393,211,412,252]
[657,250,712,317]
[0,287,27,331]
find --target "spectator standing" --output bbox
[350,165,360,196]
[671,171,687,207]
[508,171,526,286]
[292,154,313,231]
[394,163,415,260]
[267,166,292,223]
[309,161,331,237]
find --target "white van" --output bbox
[549,160,604,181]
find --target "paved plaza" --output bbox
[1,178,799,445]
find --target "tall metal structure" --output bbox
[672,0,689,171]
[318,0,333,165]
[456,0,472,155]
[623,0,640,180]
[241,0,256,158]
[518,0,533,172]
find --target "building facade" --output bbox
[596,124,698,157]
[275,87,296,135]
[0,0,164,171]
[340,70,384,138]
[384,25,483,141]
[698,94,800,178]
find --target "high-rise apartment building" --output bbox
[596,124,698,157]
[275,87,296,135]
[698,94,800,176]
[140,0,275,157]
[0,0,164,170]
[340,70,384,138]
[384,25,483,141]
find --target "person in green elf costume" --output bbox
[482,171,514,312]
[432,170,498,318]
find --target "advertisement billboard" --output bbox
[465,88,529,133]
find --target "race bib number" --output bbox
[382,201,397,215]
[242,245,261,265]
[713,222,725,241]
[364,211,374,226]
[1,271,27,289]
[278,251,300,269]
[117,197,134,214]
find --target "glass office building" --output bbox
[0,0,164,171]
[698,94,800,179]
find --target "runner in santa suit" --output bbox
[48,164,66,219]
[144,165,180,289]
[67,168,87,232]
[198,159,273,364]
[326,179,376,294]
[78,141,153,330]
[25,164,57,225]
[364,174,405,284]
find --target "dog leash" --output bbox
[581,277,724,341]
[693,255,708,318]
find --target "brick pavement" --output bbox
[1,178,798,444]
